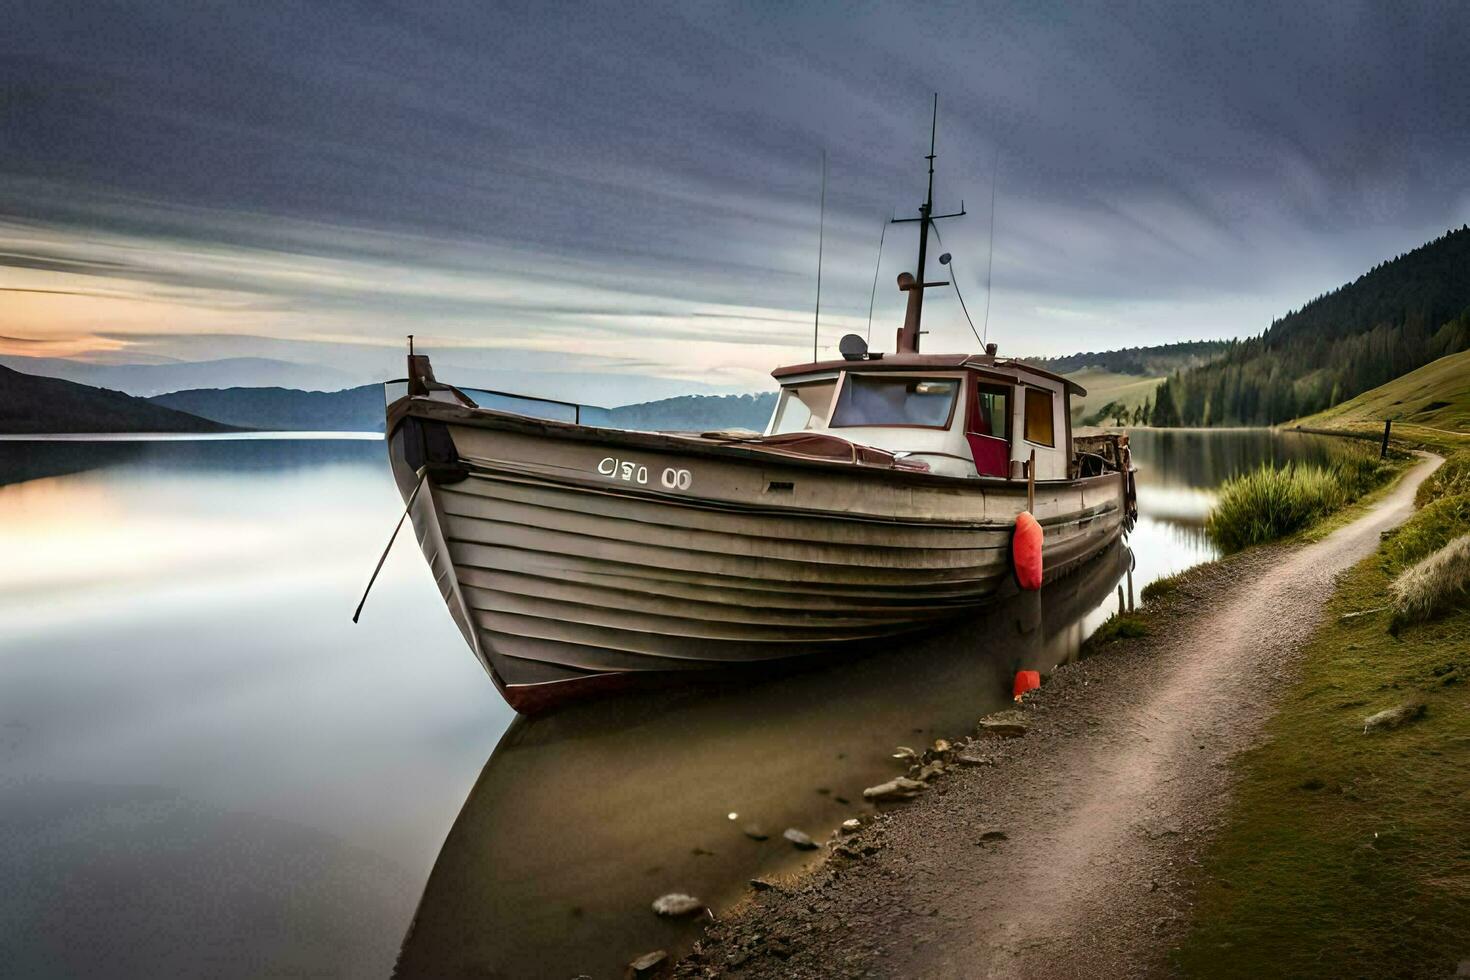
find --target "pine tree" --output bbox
[1151,382,1181,427]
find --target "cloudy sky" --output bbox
[3,1,1469,399]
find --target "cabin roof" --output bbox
[771,352,1087,397]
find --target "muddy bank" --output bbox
[671,456,1436,980]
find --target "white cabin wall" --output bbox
[1013,379,1069,481]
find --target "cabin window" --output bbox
[829,375,959,429]
[770,380,838,434]
[972,384,1010,439]
[1023,387,1055,446]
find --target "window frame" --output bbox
[1021,384,1057,448]
[769,374,842,434]
[825,371,965,431]
[969,380,1013,442]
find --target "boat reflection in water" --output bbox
[394,541,1131,979]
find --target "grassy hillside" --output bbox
[0,366,235,434]
[1153,226,1470,426]
[1021,341,1225,425]
[1294,348,1470,433]
[1066,368,1164,424]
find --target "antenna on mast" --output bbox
[865,215,889,345]
[891,93,966,354]
[982,148,999,346]
[813,149,827,363]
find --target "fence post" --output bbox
[1380,419,1391,459]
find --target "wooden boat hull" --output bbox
[387,399,1128,711]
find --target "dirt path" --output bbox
[677,455,1440,980]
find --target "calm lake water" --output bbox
[0,428,1350,978]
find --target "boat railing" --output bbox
[383,379,613,427]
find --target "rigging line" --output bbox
[813,148,827,363]
[931,224,983,346]
[982,147,999,346]
[865,216,889,345]
[352,466,427,623]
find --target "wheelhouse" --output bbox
[766,353,1081,481]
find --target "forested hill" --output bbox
[1023,340,1229,377]
[0,365,235,434]
[1150,226,1470,426]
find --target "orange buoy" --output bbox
[1012,511,1043,591]
[1013,669,1041,700]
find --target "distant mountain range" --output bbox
[149,385,384,431]
[0,356,362,397]
[0,364,776,435]
[606,392,774,433]
[0,353,736,406]
[0,365,235,434]
[149,385,777,433]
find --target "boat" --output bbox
[380,112,1137,713]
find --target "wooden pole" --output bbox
[1380,419,1391,459]
[1027,449,1036,513]
[1127,565,1135,612]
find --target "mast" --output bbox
[892,93,965,353]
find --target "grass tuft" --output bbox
[1140,574,1181,602]
[1205,443,1400,552]
[1390,533,1470,627]
[1379,491,1470,572]
[1414,450,1470,507]
[1091,613,1148,643]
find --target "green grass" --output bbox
[1294,348,1470,433]
[1176,446,1470,980]
[1205,443,1403,552]
[1140,573,1182,603]
[1090,612,1149,643]
[1380,491,1470,572]
[1415,450,1470,507]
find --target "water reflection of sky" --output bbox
[0,439,509,977]
[0,429,1347,977]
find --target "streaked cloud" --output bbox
[2,1,1468,397]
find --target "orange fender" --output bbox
[1013,670,1042,700]
[1013,511,1043,591]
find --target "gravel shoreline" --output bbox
[667,549,1287,975]
[667,452,1434,980]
